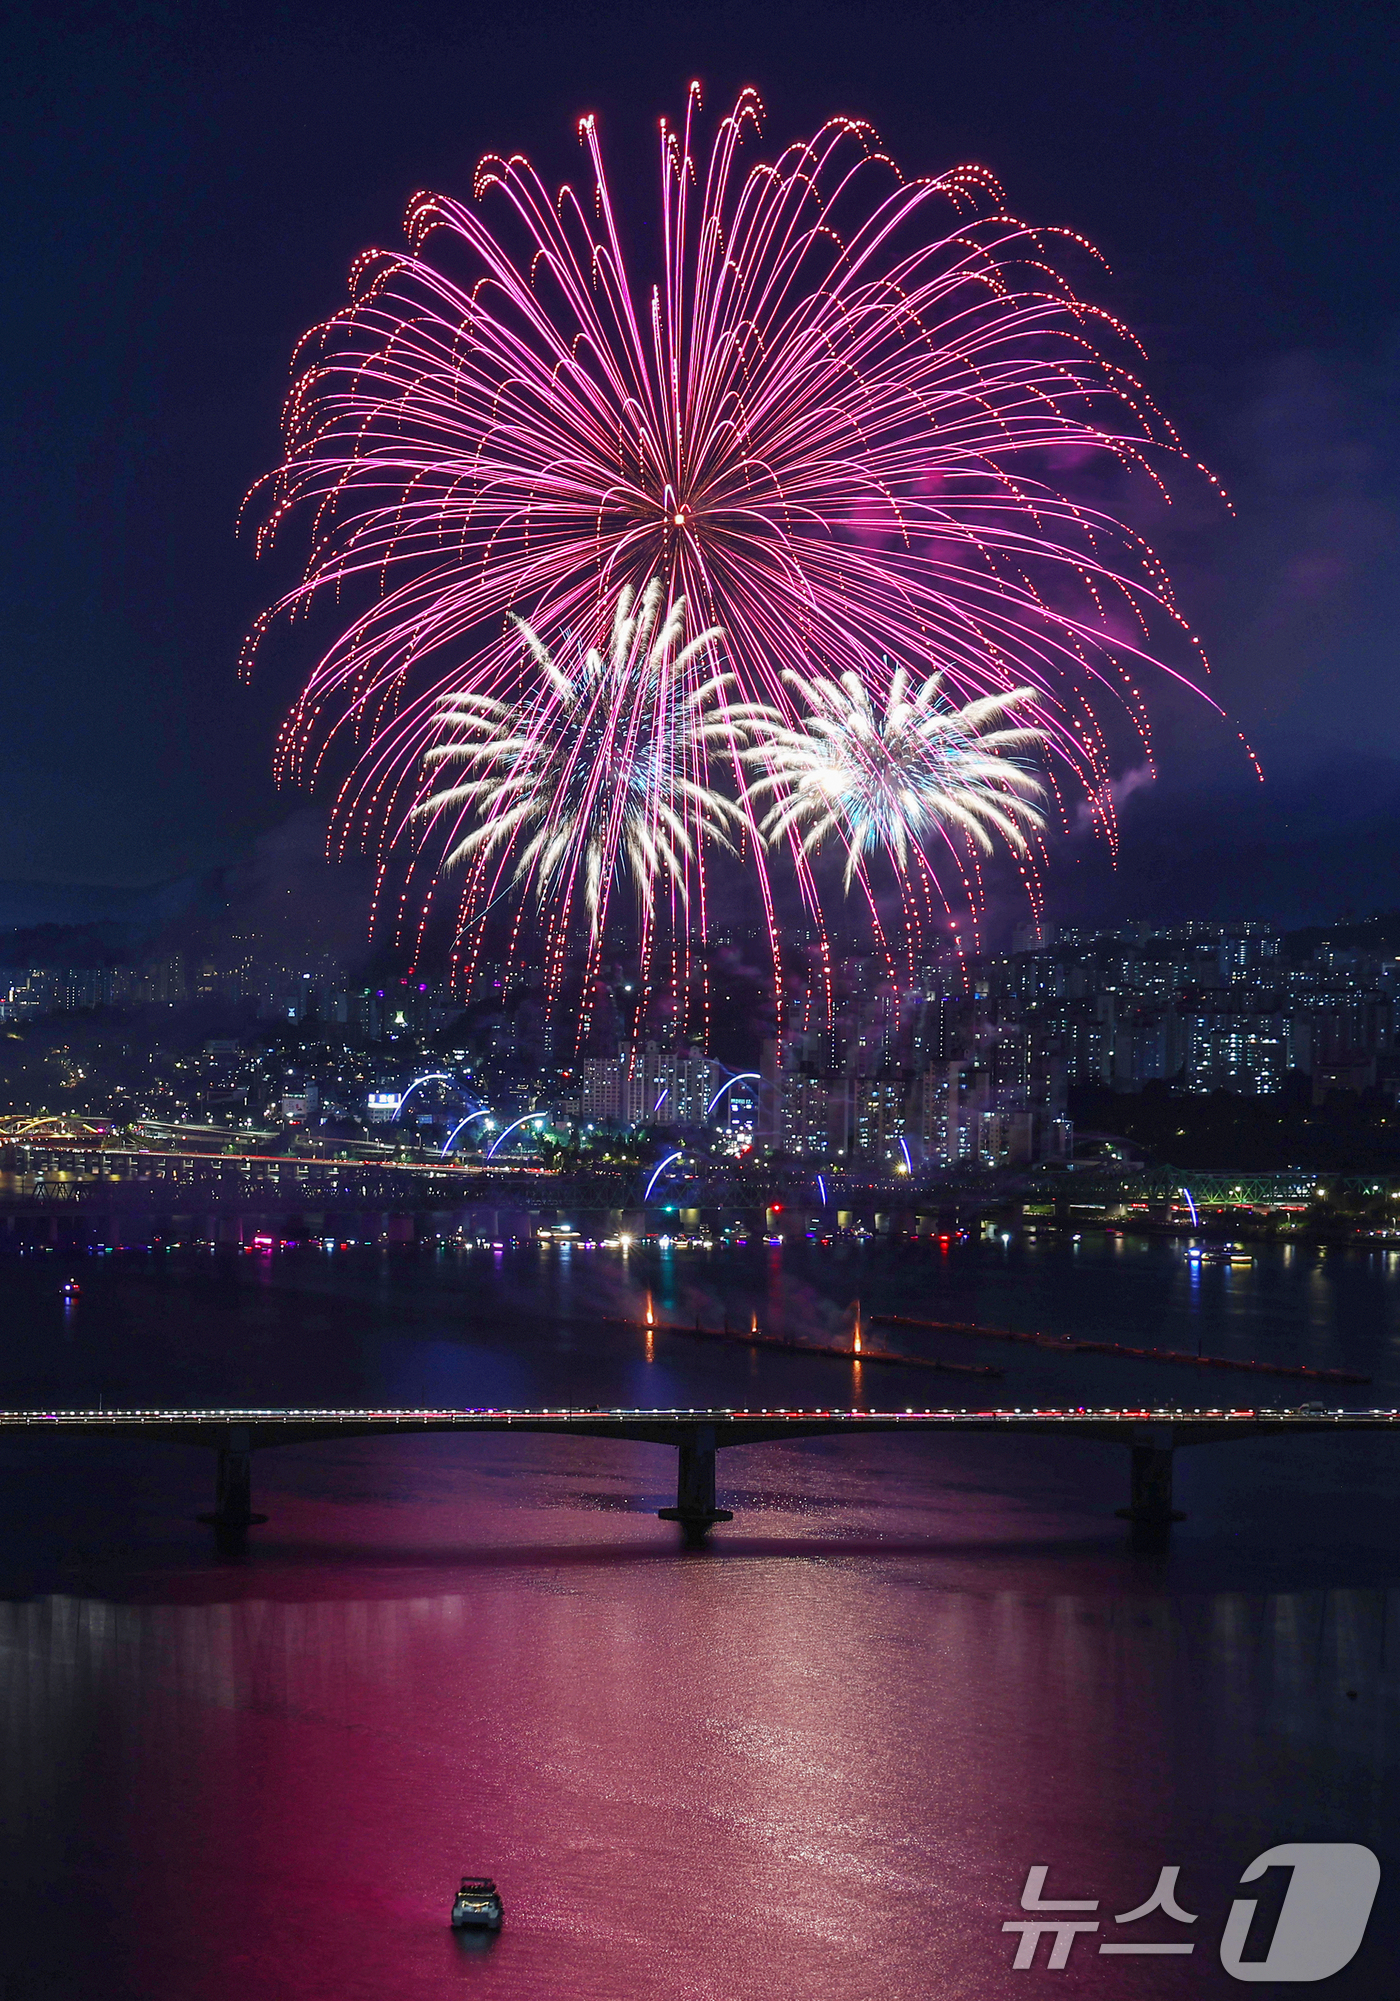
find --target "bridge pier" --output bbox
[658,1424,733,1544]
[197,1428,268,1531]
[1116,1426,1184,1544]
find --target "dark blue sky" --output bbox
[3,0,1398,927]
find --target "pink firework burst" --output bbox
[244,83,1225,1016]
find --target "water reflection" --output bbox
[1,1555,1397,1999]
[0,1237,1398,1996]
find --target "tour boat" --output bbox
[451,1877,504,1931]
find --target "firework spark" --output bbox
[246,84,1224,1001]
[727,667,1047,890]
[414,580,742,995]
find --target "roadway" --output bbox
[3,1404,1395,1542]
[2,1404,1397,1447]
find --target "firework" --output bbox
[726,668,1046,891]
[246,85,1222,1000]
[413,581,741,989]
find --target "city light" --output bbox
[441,1110,493,1156]
[393,1074,458,1117]
[643,1151,684,1202]
[704,1073,761,1119]
[485,1112,549,1159]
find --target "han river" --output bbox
[0,1230,1397,1998]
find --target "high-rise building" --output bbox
[579,1046,720,1126]
[1182,1004,1288,1095]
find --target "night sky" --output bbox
[4,0,1398,930]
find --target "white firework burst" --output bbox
[725,666,1048,888]
[415,580,743,940]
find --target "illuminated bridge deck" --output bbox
[3,1406,1396,1543]
[4,1405,1399,1441]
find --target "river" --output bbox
[0,1230,1396,1997]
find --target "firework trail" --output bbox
[245,84,1224,1005]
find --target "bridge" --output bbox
[3,1405,1396,1546]
[0,1140,1001,1249]
[1031,1165,1400,1212]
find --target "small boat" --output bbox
[61,1281,81,1297]
[451,1877,504,1931]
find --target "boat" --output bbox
[451,1877,504,1931]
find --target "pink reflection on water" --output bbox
[1,1434,1395,1998]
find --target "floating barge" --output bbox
[871,1314,1369,1386]
[603,1315,1002,1378]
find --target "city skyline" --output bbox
[5,906,1400,1180]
